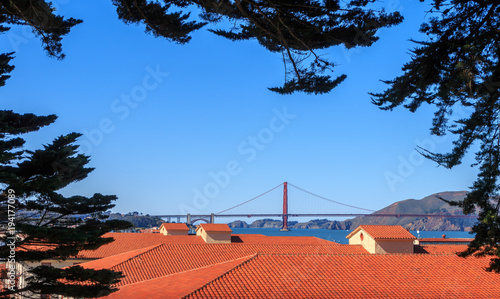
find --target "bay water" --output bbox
[231,228,474,244]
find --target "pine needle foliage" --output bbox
[371,0,500,272]
[0,111,132,298]
[111,0,403,94]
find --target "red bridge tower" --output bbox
[280,182,290,231]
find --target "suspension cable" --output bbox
[287,183,375,212]
[215,183,284,215]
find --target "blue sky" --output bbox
[0,0,478,219]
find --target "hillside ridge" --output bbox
[228,191,477,231]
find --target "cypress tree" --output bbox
[2,1,403,95]
[371,0,500,272]
[0,2,130,297]
[111,0,403,94]
[0,112,132,298]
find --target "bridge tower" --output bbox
[280,182,290,231]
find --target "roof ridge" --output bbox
[252,252,370,257]
[108,243,164,271]
[181,253,259,299]
[115,254,256,289]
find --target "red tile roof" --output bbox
[0,263,6,278]
[69,228,497,299]
[160,223,189,231]
[78,245,162,270]
[416,244,469,255]
[418,238,473,243]
[184,254,499,298]
[76,233,205,259]
[18,233,333,259]
[81,242,366,287]
[197,223,232,233]
[16,242,57,252]
[347,225,416,240]
[231,234,333,245]
[103,256,255,299]
[0,263,10,292]
[139,228,160,233]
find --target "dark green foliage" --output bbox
[0,10,14,87]
[269,72,347,95]
[1,0,402,94]
[371,0,500,271]
[0,3,130,297]
[0,0,81,88]
[0,110,56,167]
[0,52,14,87]
[112,0,207,44]
[0,0,82,59]
[0,112,132,298]
[111,0,403,94]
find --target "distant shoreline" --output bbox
[227,216,474,232]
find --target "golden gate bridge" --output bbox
[152,182,477,230]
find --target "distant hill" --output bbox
[107,212,164,228]
[227,191,478,231]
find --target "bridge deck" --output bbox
[153,213,478,219]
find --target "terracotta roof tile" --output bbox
[78,245,162,270]
[184,254,499,298]
[160,223,189,231]
[16,243,57,252]
[197,223,232,233]
[418,238,473,244]
[76,233,205,259]
[18,233,334,259]
[347,225,416,240]
[139,228,160,233]
[63,228,494,298]
[103,256,254,299]
[80,242,366,287]
[231,234,334,245]
[416,244,469,255]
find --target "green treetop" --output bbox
[372,0,500,272]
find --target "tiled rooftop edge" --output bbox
[181,253,259,299]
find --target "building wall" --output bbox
[162,230,188,236]
[205,232,231,244]
[348,229,413,254]
[196,229,231,243]
[375,240,414,254]
[161,225,189,235]
[348,230,376,254]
